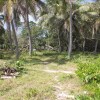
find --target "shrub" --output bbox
[77,62,100,83]
[76,58,100,99]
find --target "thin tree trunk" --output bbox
[68,1,72,59]
[94,39,98,53]
[7,22,13,51]
[92,25,95,39]
[11,20,19,59]
[58,30,61,52]
[26,0,33,56]
[83,38,86,52]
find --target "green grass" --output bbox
[0,51,70,100]
[0,52,56,100]
[58,73,74,82]
[0,51,100,100]
[0,70,55,100]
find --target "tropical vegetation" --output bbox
[0,0,100,100]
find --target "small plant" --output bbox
[76,95,91,100]
[26,88,39,98]
[15,60,24,72]
[59,74,74,82]
[15,60,23,67]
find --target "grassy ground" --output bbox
[0,51,100,100]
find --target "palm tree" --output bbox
[94,18,100,53]
[2,0,47,57]
[11,20,19,59]
[17,0,47,56]
[6,21,13,51]
[0,0,13,51]
[68,0,73,59]
[3,0,19,59]
[25,0,33,56]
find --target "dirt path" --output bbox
[43,70,75,74]
[53,75,75,100]
[42,65,82,100]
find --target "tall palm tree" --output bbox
[3,0,19,59]
[0,0,13,51]
[2,0,47,57]
[11,20,19,59]
[94,18,100,53]
[25,0,33,56]
[40,0,71,52]
[67,0,73,59]
[6,21,13,51]
[17,0,47,56]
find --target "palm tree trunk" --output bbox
[68,1,72,59]
[83,38,86,52]
[92,25,95,39]
[11,20,19,59]
[94,39,98,53]
[7,22,13,51]
[26,0,33,56]
[58,31,61,52]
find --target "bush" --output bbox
[77,62,100,83]
[76,58,100,99]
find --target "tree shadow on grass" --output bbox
[72,51,99,59]
[44,57,69,65]
[0,51,14,60]
[20,52,68,65]
[43,52,59,56]
[21,58,43,65]
[0,54,11,60]
[42,52,69,65]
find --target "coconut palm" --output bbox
[40,0,79,57]
[17,0,47,56]
[3,0,20,59]
[2,0,47,58]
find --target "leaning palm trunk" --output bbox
[26,0,33,56]
[6,21,13,51]
[68,2,73,59]
[11,20,19,59]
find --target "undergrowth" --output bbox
[75,52,100,100]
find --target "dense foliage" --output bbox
[75,53,100,99]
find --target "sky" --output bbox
[82,0,95,3]
[85,0,94,2]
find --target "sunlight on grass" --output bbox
[0,51,100,99]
